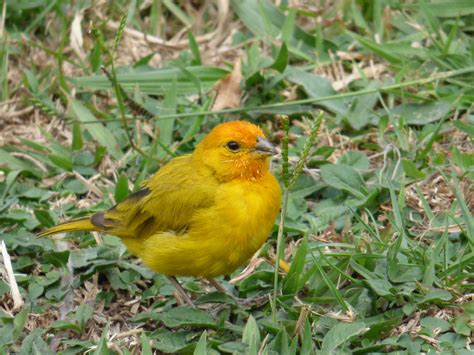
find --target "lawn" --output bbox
[0,0,473,353]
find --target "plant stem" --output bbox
[271,113,324,323]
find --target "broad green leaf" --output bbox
[351,32,403,64]
[320,321,368,355]
[350,259,393,297]
[462,302,474,317]
[157,307,215,328]
[388,262,423,283]
[194,292,237,305]
[93,324,110,355]
[188,31,202,66]
[218,341,248,353]
[71,100,122,160]
[344,80,380,129]
[450,174,474,241]
[153,329,196,353]
[0,150,42,177]
[63,179,88,194]
[453,315,471,336]
[157,78,177,150]
[27,282,44,299]
[50,320,81,333]
[391,101,451,125]
[312,200,349,231]
[424,0,474,17]
[362,315,404,342]
[283,236,308,294]
[18,138,49,152]
[141,332,152,355]
[49,154,73,171]
[401,159,426,179]
[43,250,69,267]
[230,0,323,61]
[36,271,61,287]
[281,7,296,45]
[21,187,52,201]
[33,209,55,227]
[13,306,29,341]
[16,256,33,270]
[270,329,290,355]
[19,329,53,355]
[453,120,474,136]
[420,317,451,336]
[72,121,83,150]
[438,332,470,350]
[114,174,129,203]
[338,151,370,171]
[286,68,348,115]
[194,330,207,355]
[321,164,368,199]
[420,289,453,304]
[271,42,288,73]
[75,303,94,332]
[300,319,313,354]
[242,315,260,354]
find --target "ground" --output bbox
[0,1,473,354]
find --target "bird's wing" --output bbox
[89,155,218,238]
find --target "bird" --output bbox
[39,120,282,307]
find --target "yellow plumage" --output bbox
[39,121,282,278]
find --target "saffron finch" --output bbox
[39,121,282,304]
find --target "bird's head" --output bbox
[193,121,277,181]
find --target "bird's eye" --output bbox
[226,141,240,151]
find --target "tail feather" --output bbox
[38,216,98,237]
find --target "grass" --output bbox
[0,0,473,353]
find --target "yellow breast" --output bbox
[138,172,281,278]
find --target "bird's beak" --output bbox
[254,136,277,155]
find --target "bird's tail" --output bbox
[38,216,98,237]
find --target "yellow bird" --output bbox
[40,120,282,305]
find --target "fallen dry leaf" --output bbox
[70,9,85,60]
[212,59,242,111]
[230,248,264,284]
[332,63,386,91]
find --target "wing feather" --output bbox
[91,155,218,239]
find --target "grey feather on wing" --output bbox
[90,213,118,229]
